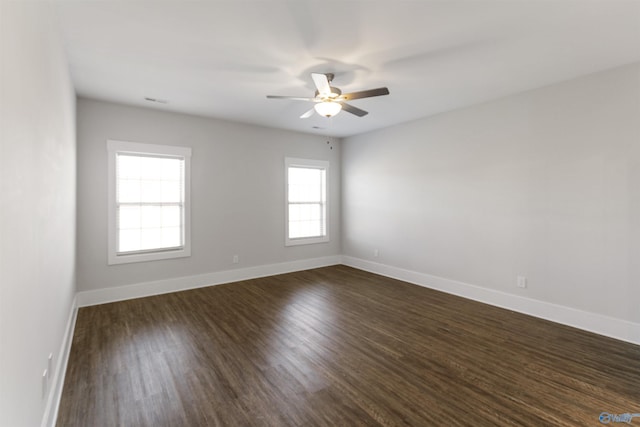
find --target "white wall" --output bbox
[0,3,77,427]
[76,99,340,292]
[342,63,640,325]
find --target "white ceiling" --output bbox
[54,0,640,138]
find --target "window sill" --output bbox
[108,247,191,265]
[285,236,330,246]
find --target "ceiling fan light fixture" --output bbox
[314,101,342,117]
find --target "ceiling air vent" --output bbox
[144,97,168,104]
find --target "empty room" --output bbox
[1,1,639,426]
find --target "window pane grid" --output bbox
[288,201,325,239]
[115,153,185,254]
[287,162,327,241]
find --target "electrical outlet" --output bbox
[373,249,379,257]
[232,255,239,264]
[517,276,527,289]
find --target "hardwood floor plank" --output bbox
[57,266,640,426]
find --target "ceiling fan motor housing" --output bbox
[315,86,342,99]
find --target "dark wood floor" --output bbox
[57,265,640,426]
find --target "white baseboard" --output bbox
[76,255,342,307]
[41,294,78,427]
[342,256,640,346]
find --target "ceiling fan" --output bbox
[267,73,390,118]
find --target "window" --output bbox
[285,157,329,246]
[107,140,191,264]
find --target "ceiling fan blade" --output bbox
[340,102,368,117]
[311,73,331,95]
[300,108,315,119]
[267,95,316,101]
[340,87,389,101]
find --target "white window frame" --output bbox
[285,157,330,246]
[107,140,192,265]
